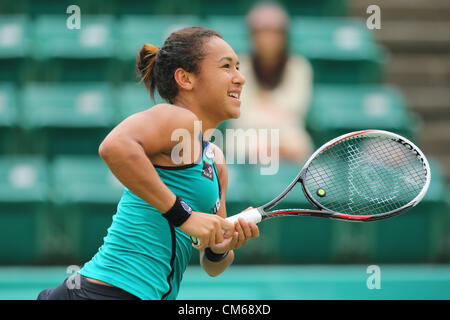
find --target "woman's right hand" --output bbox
[179,212,235,250]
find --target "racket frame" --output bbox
[257,129,431,222]
[192,129,431,245]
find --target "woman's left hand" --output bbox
[209,217,260,253]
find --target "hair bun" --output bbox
[136,43,159,74]
[136,43,160,95]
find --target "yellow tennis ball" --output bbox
[317,188,326,197]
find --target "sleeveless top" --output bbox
[80,140,221,300]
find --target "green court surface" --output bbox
[0,265,449,300]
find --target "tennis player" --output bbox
[37,26,259,300]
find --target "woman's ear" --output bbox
[174,68,194,91]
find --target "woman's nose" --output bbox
[233,69,246,86]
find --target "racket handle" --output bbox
[191,208,262,246]
[226,208,263,224]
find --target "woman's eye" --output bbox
[221,63,239,71]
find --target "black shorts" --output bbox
[37,275,140,300]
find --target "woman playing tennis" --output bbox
[37,26,259,300]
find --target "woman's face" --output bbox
[192,36,246,121]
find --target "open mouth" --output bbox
[227,92,241,101]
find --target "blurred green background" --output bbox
[0,0,449,299]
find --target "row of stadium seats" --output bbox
[0,82,418,157]
[0,155,122,264]
[0,155,448,265]
[2,0,349,17]
[0,14,387,84]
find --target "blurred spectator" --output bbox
[229,2,313,163]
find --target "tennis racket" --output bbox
[191,129,430,245]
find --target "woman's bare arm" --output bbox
[98,105,234,248]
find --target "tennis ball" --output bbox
[317,188,326,197]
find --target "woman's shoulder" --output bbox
[138,103,200,130]
[147,103,199,119]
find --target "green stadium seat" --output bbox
[226,159,449,264]
[330,159,449,263]
[250,162,303,206]
[368,159,449,263]
[0,83,17,126]
[113,0,194,16]
[290,17,386,83]
[118,15,202,60]
[224,164,276,263]
[51,156,123,205]
[305,84,418,148]
[31,15,117,82]
[117,15,201,81]
[0,0,29,15]
[281,0,349,16]
[197,0,254,16]
[21,82,115,158]
[115,82,165,124]
[218,164,258,262]
[111,0,348,17]
[225,163,257,210]
[50,155,124,262]
[0,15,31,84]
[204,16,250,54]
[27,0,116,16]
[27,0,83,16]
[33,15,116,59]
[198,0,348,17]
[0,83,18,154]
[0,156,48,203]
[226,162,338,263]
[0,156,49,264]
[263,163,338,264]
[0,15,29,59]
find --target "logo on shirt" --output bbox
[201,161,214,181]
[205,143,215,160]
[212,198,221,214]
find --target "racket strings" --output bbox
[304,136,427,215]
[346,140,401,213]
[348,138,424,213]
[346,138,425,214]
[348,138,425,214]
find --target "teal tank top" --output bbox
[80,140,221,300]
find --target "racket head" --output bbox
[298,130,430,221]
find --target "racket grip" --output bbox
[226,208,263,224]
[191,208,262,246]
